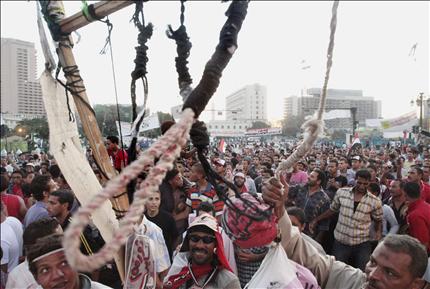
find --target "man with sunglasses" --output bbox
[310,169,383,271]
[164,213,240,289]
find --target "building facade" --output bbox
[284,88,381,130]
[226,83,267,122]
[1,38,45,116]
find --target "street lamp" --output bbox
[411,92,426,130]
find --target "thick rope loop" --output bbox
[276,0,339,176]
[63,109,195,272]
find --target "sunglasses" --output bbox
[189,235,216,244]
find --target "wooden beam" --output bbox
[42,0,131,281]
[60,1,133,34]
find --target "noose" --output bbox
[165,0,267,221]
[276,0,339,175]
[166,0,193,102]
[180,1,271,222]
[63,0,249,273]
[129,1,153,164]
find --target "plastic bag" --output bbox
[244,244,305,289]
[124,229,156,289]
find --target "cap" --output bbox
[25,162,35,167]
[180,213,219,252]
[351,156,361,161]
[188,213,218,233]
[213,159,226,167]
[234,172,245,179]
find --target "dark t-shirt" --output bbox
[325,174,348,200]
[145,209,179,261]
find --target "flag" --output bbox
[218,138,226,153]
[352,132,360,145]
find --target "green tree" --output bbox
[282,116,302,137]
[251,121,270,129]
[157,111,174,123]
[16,117,49,140]
[331,129,346,141]
[1,124,10,137]
[93,104,143,137]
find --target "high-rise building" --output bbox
[226,83,267,122]
[1,38,45,116]
[284,88,381,130]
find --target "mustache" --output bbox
[365,279,380,289]
[191,248,208,254]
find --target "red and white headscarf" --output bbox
[163,213,232,289]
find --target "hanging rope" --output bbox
[128,1,153,166]
[130,1,153,123]
[63,108,195,272]
[190,121,272,221]
[180,0,270,221]
[182,0,249,118]
[181,1,271,223]
[166,0,193,102]
[99,17,128,169]
[276,0,339,175]
[63,0,249,273]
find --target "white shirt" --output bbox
[6,260,38,289]
[1,217,23,272]
[136,217,171,273]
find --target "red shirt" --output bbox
[407,199,430,253]
[1,193,22,221]
[11,184,24,199]
[420,181,430,204]
[107,148,128,171]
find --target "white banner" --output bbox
[140,113,161,132]
[366,111,417,130]
[245,127,282,136]
[115,121,133,146]
[323,109,351,120]
[171,104,183,122]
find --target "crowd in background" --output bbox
[1,133,430,289]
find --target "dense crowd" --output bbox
[1,132,430,289]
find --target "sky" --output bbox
[1,1,429,122]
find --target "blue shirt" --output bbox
[23,201,49,228]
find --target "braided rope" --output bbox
[63,108,195,272]
[277,0,339,175]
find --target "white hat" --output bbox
[213,159,226,166]
[234,172,246,179]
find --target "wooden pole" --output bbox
[60,1,133,34]
[40,0,134,281]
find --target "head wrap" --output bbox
[222,193,277,249]
[164,213,232,289]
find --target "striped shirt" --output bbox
[186,182,224,216]
[331,187,383,245]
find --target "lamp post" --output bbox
[411,92,426,130]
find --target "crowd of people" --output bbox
[1,131,430,289]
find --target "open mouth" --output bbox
[52,281,68,289]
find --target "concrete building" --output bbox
[284,88,381,131]
[1,38,45,116]
[226,83,267,122]
[206,120,252,137]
